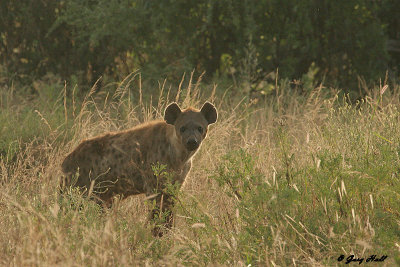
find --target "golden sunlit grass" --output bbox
[1,73,400,266]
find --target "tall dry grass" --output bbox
[1,73,399,266]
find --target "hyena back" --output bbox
[61,102,217,235]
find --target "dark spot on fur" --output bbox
[93,141,104,156]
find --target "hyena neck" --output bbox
[167,126,195,166]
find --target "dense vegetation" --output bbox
[1,0,399,90]
[1,75,400,265]
[1,1,400,266]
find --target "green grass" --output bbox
[0,73,399,266]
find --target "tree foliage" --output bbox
[0,0,398,90]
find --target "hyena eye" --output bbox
[197,126,203,133]
[180,126,186,133]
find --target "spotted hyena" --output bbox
[61,102,217,235]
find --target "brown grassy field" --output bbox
[1,73,399,266]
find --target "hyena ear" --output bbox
[201,102,218,125]
[164,102,182,125]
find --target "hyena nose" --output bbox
[186,139,199,151]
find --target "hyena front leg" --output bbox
[150,193,175,237]
[147,164,187,237]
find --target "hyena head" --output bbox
[164,102,217,151]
